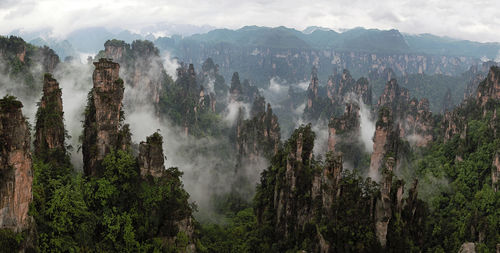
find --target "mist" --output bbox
[357,98,375,153]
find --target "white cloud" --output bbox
[0,0,500,42]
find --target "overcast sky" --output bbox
[1,0,499,42]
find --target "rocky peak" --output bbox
[476,66,500,107]
[326,69,372,107]
[237,98,281,161]
[370,107,401,176]
[34,73,65,157]
[138,132,165,177]
[307,67,319,109]
[375,156,396,248]
[377,78,410,116]
[0,96,33,232]
[104,39,129,62]
[83,58,130,176]
[328,103,360,152]
[101,40,164,105]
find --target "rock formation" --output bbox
[375,157,395,247]
[101,40,165,106]
[476,66,500,108]
[377,78,410,118]
[237,97,280,161]
[327,102,360,153]
[34,73,65,157]
[0,96,33,232]
[306,67,319,110]
[138,132,165,177]
[327,69,372,106]
[370,107,401,177]
[401,98,434,147]
[82,58,130,176]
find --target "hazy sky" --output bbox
[1,0,500,42]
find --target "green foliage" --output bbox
[411,107,500,252]
[0,229,24,252]
[0,95,23,113]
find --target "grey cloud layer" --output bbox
[0,0,499,42]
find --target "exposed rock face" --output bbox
[464,61,497,100]
[493,153,500,192]
[377,79,410,117]
[34,73,65,156]
[327,69,372,106]
[83,58,130,176]
[328,103,360,152]
[458,242,476,253]
[101,40,165,106]
[376,78,434,147]
[375,157,395,247]
[442,108,466,142]
[401,98,434,147]
[198,58,227,113]
[477,66,500,107]
[229,72,259,103]
[370,107,400,176]
[269,126,343,246]
[237,98,281,161]
[0,96,33,232]
[173,43,478,84]
[307,67,319,110]
[138,132,165,177]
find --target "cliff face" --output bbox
[463,61,497,100]
[327,103,360,153]
[306,67,319,110]
[229,72,259,103]
[138,132,165,178]
[401,98,434,147]
[268,126,343,246]
[476,66,500,107]
[101,40,165,106]
[492,153,499,192]
[375,157,395,247]
[369,107,400,176]
[197,58,227,113]
[34,74,65,157]
[377,79,410,117]
[83,58,130,176]
[327,69,372,106]
[237,98,280,161]
[255,124,424,251]
[172,44,478,84]
[0,96,33,232]
[376,78,434,147]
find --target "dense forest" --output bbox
[0,33,498,253]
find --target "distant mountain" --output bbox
[158,26,500,57]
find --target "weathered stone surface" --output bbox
[458,242,476,253]
[138,132,165,177]
[237,99,280,161]
[493,153,500,192]
[327,69,372,106]
[0,97,33,233]
[34,73,65,156]
[307,67,319,110]
[477,66,500,107]
[328,103,360,152]
[83,58,129,176]
[102,40,164,105]
[375,157,395,248]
